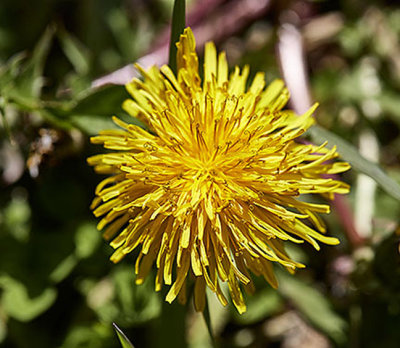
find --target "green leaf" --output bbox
[35,84,143,134]
[309,125,400,202]
[66,85,146,135]
[60,323,113,348]
[75,222,101,259]
[234,288,283,325]
[69,114,128,136]
[28,26,55,90]
[169,0,186,74]
[0,52,26,87]
[49,254,78,283]
[278,271,346,343]
[113,323,135,348]
[203,300,217,348]
[71,84,129,115]
[0,276,57,322]
[3,193,31,242]
[82,265,161,326]
[113,266,161,324]
[11,26,55,103]
[0,27,54,113]
[58,28,91,75]
[106,8,138,61]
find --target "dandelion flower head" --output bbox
[88,28,350,314]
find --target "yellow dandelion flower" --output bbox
[88,28,350,314]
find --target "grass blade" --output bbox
[309,125,400,202]
[169,0,186,74]
[113,323,135,348]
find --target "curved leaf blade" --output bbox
[169,0,186,74]
[113,323,135,348]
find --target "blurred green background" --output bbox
[1,0,400,347]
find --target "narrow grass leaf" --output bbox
[15,25,55,100]
[309,125,400,202]
[169,0,186,74]
[113,323,135,348]
[58,28,90,75]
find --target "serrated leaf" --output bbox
[169,0,186,74]
[113,323,135,348]
[278,271,346,343]
[309,125,400,202]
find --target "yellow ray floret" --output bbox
[88,27,350,314]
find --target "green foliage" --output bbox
[75,222,101,259]
[65,85,145,135]
[278,271,347,344]
[0,276,57,322]
[114,324,135,348]
[309,125,400,201]
[169,0,186,74]
[234,287,283,325]
[58,29,91,76]
[61,324,114,348]
[2,192,31,242]
[0,26,53,110]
